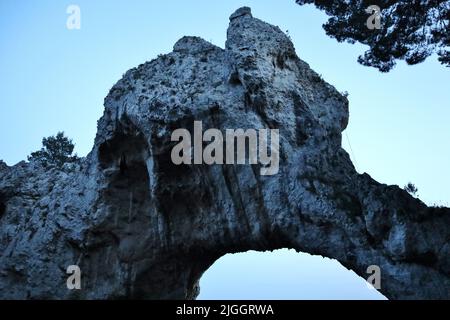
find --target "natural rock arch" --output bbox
[0,7,449,299]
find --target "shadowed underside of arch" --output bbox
[0,7,449,299]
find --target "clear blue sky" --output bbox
[1,0,448,299]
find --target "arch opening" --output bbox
[198,249,387,300]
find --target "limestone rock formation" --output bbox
[0,7,449,299]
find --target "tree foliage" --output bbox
[28,132,79,168]
[295,0,450,72]
[404,182,419,196]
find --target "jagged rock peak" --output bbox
[229,6,252,20]
[173,36,221,54]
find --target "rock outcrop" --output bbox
[0,7,449,299]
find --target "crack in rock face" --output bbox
[0,7,449,299]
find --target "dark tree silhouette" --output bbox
[404,182,419,196]
[295,0,450,72]
[28,132,79,168]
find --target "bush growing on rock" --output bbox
[27,132,79,168]
[404,182,419,197]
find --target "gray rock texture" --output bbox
[0,7,449,299]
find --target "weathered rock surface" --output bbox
[0,7,449,299]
